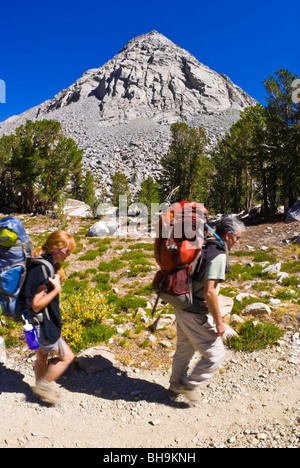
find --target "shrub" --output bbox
[119,250,153,276]
[252,250,276,263]
[78,251,99,261]
[60,288,117,353]
[0,317,23,347]
[281,276,300,287]
[232,296,263,316]
[68,271,89,280]
[230,250,252,257]
[252,281,273,291]
[106,292,147,313]
[134,283,154,296]
[78,239,112,261]
[275,289,299,300]
[93,272,112,292]
[127,265,153,277]
[226,320,284,352]
[227,263,275,281]
[129,243,154,251]
[98,258,127,272]
[62,278,89,295]
[281,260,300,274]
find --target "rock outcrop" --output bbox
[0,31,256,196]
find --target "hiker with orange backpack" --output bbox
[152,207,244,405]
[168,216,245,405]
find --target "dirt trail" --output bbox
[0,333,299,448]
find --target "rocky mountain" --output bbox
[0,31,256,197]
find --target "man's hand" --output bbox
[215,321,226,337]
[203,279,226,337]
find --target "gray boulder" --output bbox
[75,346,116,374]
[86,219,119,237]
[243,303,272,316]
[285,200,300,223]
[63,198,92,218]
[86,221,110,237]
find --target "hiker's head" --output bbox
[34,230,76,263]
[215,217,245,251]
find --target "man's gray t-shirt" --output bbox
[192,253,227,300]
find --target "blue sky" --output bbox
[0,0,299,122]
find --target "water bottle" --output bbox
[0,337,6,363]
[23,321,39,350]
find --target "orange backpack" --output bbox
[152,201,209,315]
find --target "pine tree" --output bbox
[263,69,300,212]
[111,172,132,208]
[81,170,96,207]
[0,120,83,212]
[159,123,209,202]
[209,70,299,215]
[135,176,161,220]
[0,135,15,209]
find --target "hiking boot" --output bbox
[168,389,183,402]
[169,382,199,405]
[32,379,60,405]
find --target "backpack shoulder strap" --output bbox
[29,257,55,279]
[28,257,55,322]
[193,238,228,282]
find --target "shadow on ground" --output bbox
[59,365,188,409]
[0,362,188,409]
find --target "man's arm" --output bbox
[203,279,226,337]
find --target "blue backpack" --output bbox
[0,216,33,316]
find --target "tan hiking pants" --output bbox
[170,309,225,390]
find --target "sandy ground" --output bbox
[0,333,299,449]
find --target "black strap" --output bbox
[27,257,55,322]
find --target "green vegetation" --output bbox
[60,289,117,354]
[1,70,299,357]
[0,120,83,213]
[231,296,265,316]
[226,320,284,352]
[93,273,112,292]
[282,260,300,274]
[281,276,300,287]
[159,122,211,203]
[110,172,132,207]
[209,70,300,215]
[0,227,297,358]
[252,281,273,292]
[0,317,22,347]
[98,258,127,272]
[156,70,299,215]
[252,251,276,263]
[226,263,275,281]
[106,292,147,313]
[78,239,112,260]
[135,176,160,221]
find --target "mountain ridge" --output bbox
[0,31,257,195]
